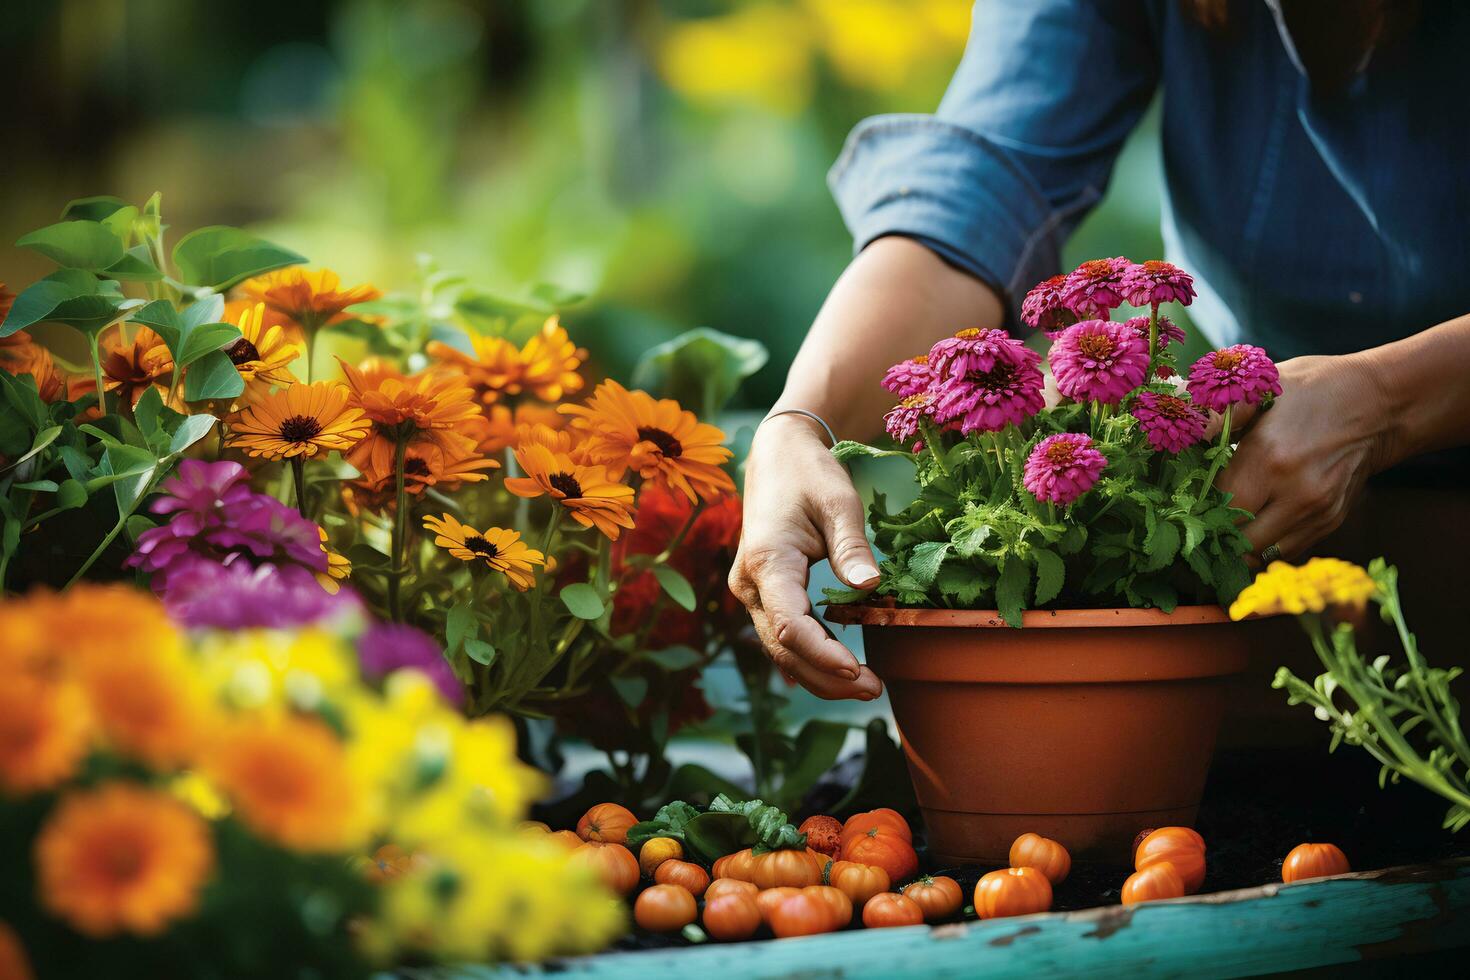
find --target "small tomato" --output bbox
[546,829,584,850]
[705,877,759,902]
[799,815,843,857]
[749,848,821,889]
[769,892,838,938]
[1134,827,1206,894]
[1122,862,1186,905]
[841,828,919,885]
[802,884,854,928]
[861,892,924,928]
[828,860,890,907]
[755,886,803,923]
[703,892,762,942]
[1281,843,1351,883]
[634,883,697,932]
[974,867,1052,919]
[638,836,683,877]
[1009,833,1071,885]
[841,808,913,847]
[577,803,638,845]
[901,875,964,921]
[654,859,710,897]
[569,841,640,895]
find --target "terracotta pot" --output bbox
[825,604,1257,864]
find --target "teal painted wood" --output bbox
[405,861,1470,980]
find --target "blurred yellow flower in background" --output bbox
[658,3,813,115]
[517,316,588,402]
[35,782,214,938]
[1229,557,1380,620]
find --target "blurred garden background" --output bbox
[1,0,1172,776]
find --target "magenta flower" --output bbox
[150,459,256,536]
[1049,319,1150,404]
[884,393,935,448]
[358,622,463,705]
[1023,433,1107,505]
[1186,345,1282,413]
[928,331,1045,434]
[1060,257,1131,315]
[1123,314,1186,350]
[1021,274,1078,336]
[881,354,935,397]
[160,557,361,630]
[1131,391,1208,454]
[1120,260,1196,308]
[928,327,1033,381]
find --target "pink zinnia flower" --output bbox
[881,354,935,397]
[1023,433,1107,505]
[1021,274,1078,336]
[1186,345,1282,413]
[929,332,1045,434]
[928,327,1033,381]
[1059,257,1131,315]
[1120,260,1196,308]
[1131,391,1208,454]
[1123,314,1186,349]
[884,393,934,449]
[1049,319,1149,404]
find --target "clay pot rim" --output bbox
[823,603,1253,629]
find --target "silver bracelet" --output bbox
[762,408,838,448]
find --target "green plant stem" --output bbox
[1147,304,1159,363]
[387,435,410,621]
[918,420,949,477]
[88,331,107,418]
[66,508,136,588]
[1382,581,1470,766]
[1197,406,1233,505]
[290,456,308,520]
[652,503,703,565]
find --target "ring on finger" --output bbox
[1260,543,1283,565]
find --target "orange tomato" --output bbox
[638,836,683,877]
[974,867,1052,919]
[705,877,759,902]
[655,859,710,897]
[861,892,925,928]
[828,860,890,907]
[1134,827,1206,894]
[634,883,697,932]
[841,828,919,885]
[749,849,822,889]
[802,885,854,928]
[717,848,757,883]
[1132,825,1204,862]
[703,892,762,941]
[901,875,964,921]
[546,829,583,850]
[799,815,843,857]
[754,886,803,923]
[1122,862,1186,905]
[1281,843,1351,883]
[570,841,640,895]
[807,848,834,882]
[768,892,838,938]
[577,803,638,845]
[841,808,913,846]
[1009,833,1071,885]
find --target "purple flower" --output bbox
[151,460,256,535]
[1119,261,1196,308]
[1059,257,1131,316]
[1049,320,1150,404]
[1123,315,1186,350]
[927,332,1045,435]
[358,622,463,706]
[884,393,934,449]
[928,328,1035,382]
[881,355,935,398]
[1186,345,1282,413]
[1023,433,1107,505]
[160,557,362,630]
[1131,391,1207,454]
[1020,274,1078,336]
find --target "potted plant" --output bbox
[825,258,1283,863]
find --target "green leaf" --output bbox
[102,245,163,282]
[17,220,126,270]
[446,602,476,653]
[1,270,124,336]
[61,196,130,222]
[177,322,242,368]
[906,541,950,587]
[996,556,1030,628]
[560,582,605,620]
[56,478,88,511]
[950,513,995,558]
[102,444,157,513]
[778,719,850,807]
[463,638,496,666]
[1143,520,1181,572]
[653,564,697,612]
[529,282,588,307]
[645,645,703,671]
[13,480,58,492]
[182,351,245,401]
[831,440,910,464]
[167,415,217,456]
[1032,547,1066,605]
[610,674,648,708]
[171,226,306,291]
[134,386,164,438]
[632,327,769,419]
[0,424,62,475]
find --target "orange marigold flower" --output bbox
[561,380,735,503]
[101,325,173,408]
[226,381,369,460]
[463,402,569,455]
[0,672,91,796]
[426,333,524,406]
[35,782,215,937]
[517,315,587,401]
[46,584,181,662]
[72,635,206,771]
[240,268,380,327]
[422,514,545,591]
[343,439,499,515]
[504,444,635,541]
[208,715,362,852]
[0,332,65,402]
[0,920,33,980]
[224,301,301,391]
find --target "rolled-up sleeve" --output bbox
[829,0,1160,325]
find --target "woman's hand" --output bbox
[1217,353,1394,561]
[729,414,885,701]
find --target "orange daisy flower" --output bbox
[35,782,215,937]
[101,325,174,408]
[0,673,91,795]
[0,332,65,402]
[208,715,362,852]
[422,514,545,590]
[344,439,499,514]
[504,444,635,540]
[427,333,524,406]
[337,358,496,482]
[464,402,569,455]
[317,527,351,593]
[561,380,735,503]
[240,268,380,327]
[226,381,369,460]
[224,301,301,391]
[517,316,587,401]
[72,640,207,771]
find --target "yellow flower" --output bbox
[503,444,635,541]
[427,334,523,406]
[35,782,214,938]
[194,629,357,711]
[241,268,380,328]
[561,380,735,504]
[207,714,365,852]
[517,316,587,402]
[170,771,231,821]
[317,527,351,594]
[226,380,369,460]
[658,4,814,114]
[1229,557,1379,620]
[224,301,301,390]
[422,514,545,591]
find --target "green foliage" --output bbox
[626,793,806,863]
[632,327,771,420]
[170,226,305,291]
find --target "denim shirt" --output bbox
[829,0,1470,360]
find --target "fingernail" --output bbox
[847,564,880,587]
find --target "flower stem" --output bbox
[1147,303,1159,363]
[387,435,410,621]
[88,331,107,418]
[1197,406,1232,504]
[918,420,949,476]
[290,456,308,520]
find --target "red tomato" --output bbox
[634,884,697,932]
[703,892,761,941]
[861,892,925,928]
[1281,843,1351,883]
[974,867,1052,919]
[901,875,964,921]
[1134,827,1206,894]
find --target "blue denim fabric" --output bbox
[829,1,1470,359]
